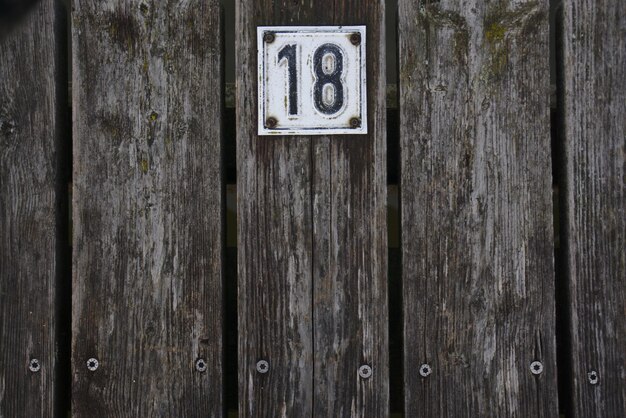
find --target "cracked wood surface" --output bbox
[399,1,558,416]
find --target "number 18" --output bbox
[278,43,346,116]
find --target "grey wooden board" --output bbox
[399,1,558,416]
[561,1,626,416]
[236,0,388,416]
[71,1,224,416]
[0,0,65,416]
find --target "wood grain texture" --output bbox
[0,0,65,416]
[399,1,558,416]
[561,1,626,416]
[236,0,387,416]
[71,1,223,416]
[311,1,388,416]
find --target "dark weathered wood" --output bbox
[71,1,223,416]
[236,0,387,416]
[561,1,626,416]
[0,0,66,416]
[399,1,558,416]
[311,2,388,416]
[0,0,41,39]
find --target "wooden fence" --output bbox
[0,0,624,417]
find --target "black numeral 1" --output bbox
[278,44,298,116]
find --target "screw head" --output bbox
[87,358,99,372]
[358,364,372,379]
[350,32,362,45]
[530,361,543,375]
[588,370,599,385]
[419,363,432,377]
[195,358,207,372]
[29,358,41,373]
[263,32,275,43]
[256,360,269,374]
[265,117,278,129]
[349,117,361,129]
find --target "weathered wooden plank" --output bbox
[311,1,387,416]
[71,1,223,416]
[236,3,317,416]
[0,1,66,416]
[399,1,558,416]
[236,0,387,416]
[561,1,626,416]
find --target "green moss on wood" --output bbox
[482,1,545,82]
[485,22,506,43]
[139,158,149,174]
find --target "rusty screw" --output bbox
[350,117,361,129]
[265,117,278,129]
[263,32,275,43]
[350,32,361,46]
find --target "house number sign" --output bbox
[257,26,367,135]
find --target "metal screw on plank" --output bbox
[29,358,41,373]
[350,33,361,46]
[256,360,269,374]
[588,370,599,385]
[263,32,275,43]
[530,361,543,375]
[358,365,372,379]
[265,117,278,129]
[87,358,99,372]
[350,117,361,129]
[419,363,432,377]
[195,358,207,372]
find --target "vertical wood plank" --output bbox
[236,1,387,416]
[237,4,317,415]
[399,1,558,416]
[311,1,388,416]
[71,1,223,416]
[561,1,626,416]
[0,1,66,416]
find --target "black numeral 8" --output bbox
[313,44,344,115]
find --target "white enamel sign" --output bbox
[257,26,367,136]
